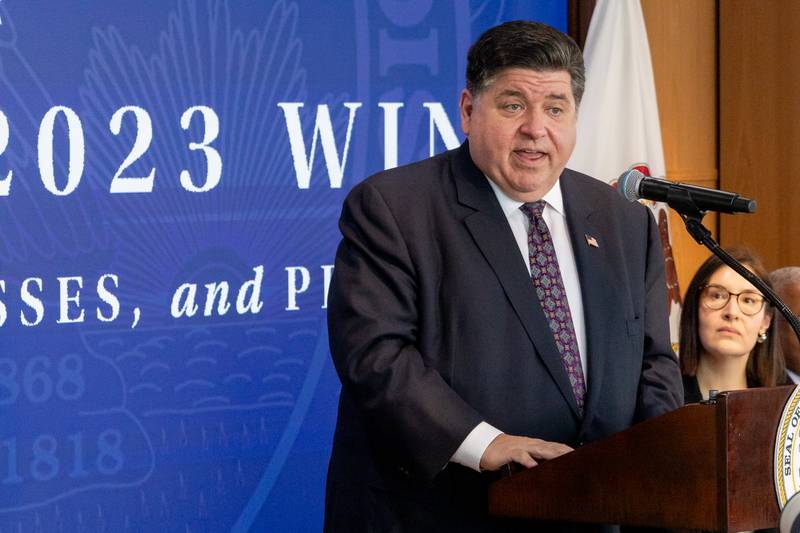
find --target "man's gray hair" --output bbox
[772,266,800,293]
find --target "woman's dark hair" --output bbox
[466,20,585,104]
[679,246,785,386]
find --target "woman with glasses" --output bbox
[679,246,787,403]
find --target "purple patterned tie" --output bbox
[520,201,586,413]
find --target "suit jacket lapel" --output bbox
[452,144,582,419]
[560,171,624,428]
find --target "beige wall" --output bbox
[640,0,800,277]
[641,0,718,295]
[719,0,800,271]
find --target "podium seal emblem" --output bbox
[775,386,800,508]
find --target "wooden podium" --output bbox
[489,386,795,531]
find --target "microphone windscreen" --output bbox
[780,492,800,533]
[618,169,645,202]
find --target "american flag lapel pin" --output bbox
[585,234,599,248]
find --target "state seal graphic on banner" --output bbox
[775,385,800,508]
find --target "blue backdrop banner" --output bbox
[0,1,565,531]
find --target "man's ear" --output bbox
[459,89,473,136]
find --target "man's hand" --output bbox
[479,433,573,471]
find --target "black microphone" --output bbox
[617,169,757,214]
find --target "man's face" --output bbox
[460,68,577,202]
[776,283,800,372]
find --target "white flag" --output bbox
[567,0,682,348]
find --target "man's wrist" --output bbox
[450,422,503,472]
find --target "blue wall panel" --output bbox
[0,1,565,531]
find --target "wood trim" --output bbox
[567,0,597,49]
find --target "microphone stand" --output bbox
[668,187,800,527]
[669,188,800,346]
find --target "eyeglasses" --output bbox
[700,284,766,316]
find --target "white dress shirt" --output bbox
[450,178,587,471]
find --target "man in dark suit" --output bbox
[325,20,683,532]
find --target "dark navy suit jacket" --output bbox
[325,142,683,532]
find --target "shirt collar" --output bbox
[485,177,565,218]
